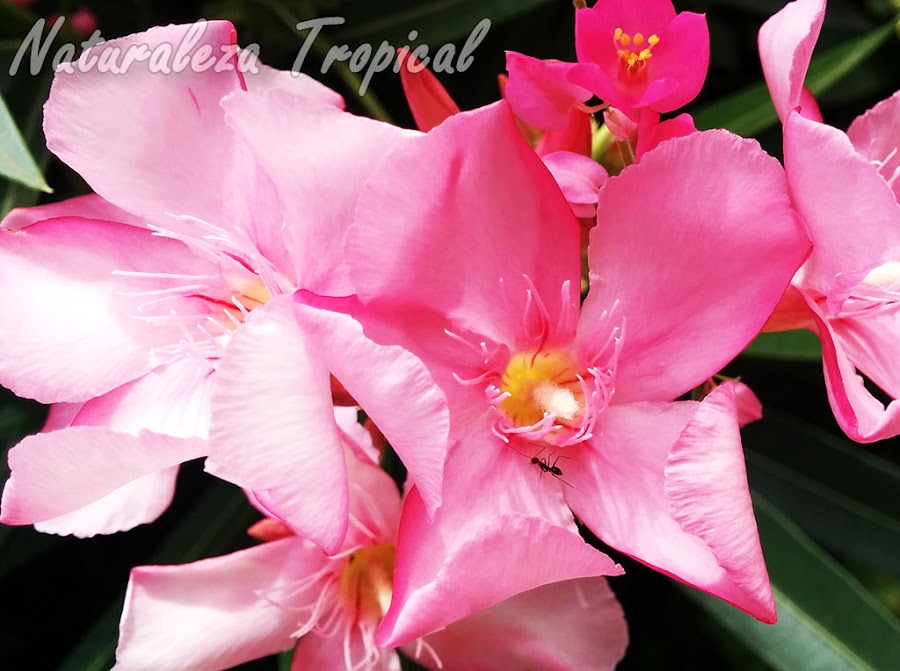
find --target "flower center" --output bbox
[499,349,585,428]
[339,543,396,624]
[221,278,271,328]
[614,28,659,75]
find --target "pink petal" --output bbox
[576,0,676,69]
[785,111,900,303]
[504,52,591,131]
[758,0,825,121]
[377,425,622,647]
[293,293,449,519]
[398,48,461,131]
[634,111,697,160]
[582,130,809,403]
[565,391,775,623]
[244,61,345,109]
[409,577,628,671]
[847,90,900,203]
[534,108,593,158]
[205,297,349,554]
[734,381,764,427]
[115,538,325,671]
[34,469,178,538]
[810,299,900,442]
[541,151,609,218]
[0,217,209,403]
[223,88,414,295]
[45,22,246,226]
[1,193,145,232]
[347,101,582,347]
[1,427,205,527]
[638,12,709,112]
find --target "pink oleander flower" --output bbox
[0,22,449,551]
[113,411,629,671]
[759,0,900,442]
[280,101,811,643]
[506,0,709,129]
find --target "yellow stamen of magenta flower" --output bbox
[614,27,659,75]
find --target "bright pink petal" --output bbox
[810,299,900,442]
[223,88,414,295]
[33,468,178,538]
[565,389,775,623]
[758,0,825,121]
[293,293,449,518]
[847,90,900,203]
[637,12,709,112]
[634,111,697,160]
[1,427,205,527]
[534,107,593,157]
[582,130,809,403]
[785,112,900,303]
[377,424,622,647]
[399,48,461,131]
[505,52,591,131]
[347,101,582,347]
[541,151,609,218]
[205,297,349,554]
[114,538,324,671]
[575,0,676,68]
[45,22,246,225]
[409,577,627,671]
[1,193,145,232]
[0,218,207,403]
[734,381,764,427]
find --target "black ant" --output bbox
[530,455,564,477]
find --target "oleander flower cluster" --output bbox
[0,0,896,668]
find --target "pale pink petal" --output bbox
[34,468,178,538]
[505,52,591,131]
[73,357,215,438]
[565,391,775,623]
[541,151,609,218]
[809,300,900,442]
[797,86,823,123]
[1,427,206,526]
[398,48,461,131]
[293,293,449,518]
[45,22,247,225]
[785,112,900,303]
[1,193,145,232]
[293,629,399,671]
[115,538,325,671]
[377,425,622,647]
[244,61,345,108]
[847,90,900,203]
[205,296,349,554]
[758,0,825,121]
[409,577,627,671]
[582,130,809,403]
[347,101,581,346]
[0,217,208,403]
[223,89,414,295]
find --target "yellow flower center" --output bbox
[339,544,396,624]
[222,279,271,328]
[499,349,585,428]
[614,28,659,75]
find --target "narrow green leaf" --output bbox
[694,21,895,136]
[742,329,822,361]
[56,481,258,671]
[744,413,900,575]
[0,91,50,192]
[685,497,900,671]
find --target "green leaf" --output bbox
[0,90,50,193]
[742,329,822,361]
[694,21,895,136]
[744,413,900,575]
[685,497,900,671]
[56,481,258,671]
[329,0,552,46]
